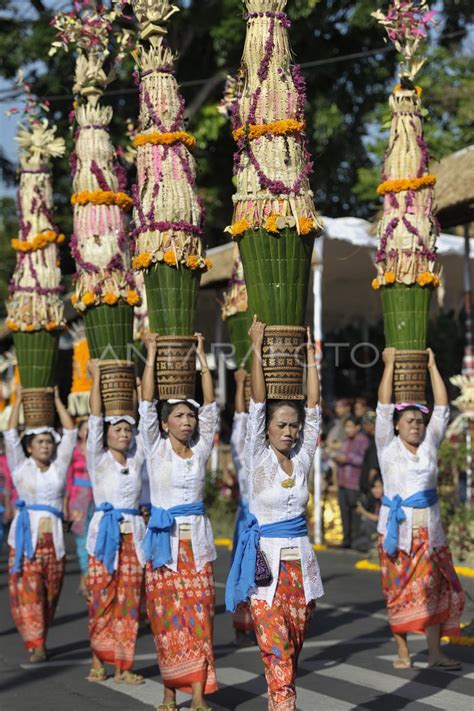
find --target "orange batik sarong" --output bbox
[250,561,314,711]
[378,527,465,636]
[145,539,217,694]
[8,532,65,651]
[87,533,144,671]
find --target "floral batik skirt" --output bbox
[250,561,314,711]
[145,539,217,694]
[87,533,144,671]
[9,532,65,651]
[378,527,465,636]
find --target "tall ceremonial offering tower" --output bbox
[6,92,66,427]
[130,0,210,401]
[227,0,321,400]
[52,2,138,419]
[372,1,440,403]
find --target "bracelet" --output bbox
[200,368,209,375]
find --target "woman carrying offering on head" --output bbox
[65,418,93,597]
[6,386,77,663]
[230,367,255,646]
[85,359,146,685]
[139,332,219,711]
[226,317,324,711]
[376,347,464,670]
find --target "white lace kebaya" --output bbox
[230,412,249,507]
[375,402,449,554]
[5,427,77,561]
[86,415,147,569]
[138,400,219,572]
[244,399,324,606]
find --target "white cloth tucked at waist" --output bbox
[280,547,300,561]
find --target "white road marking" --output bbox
[235,635,426,653]
[302,661,474,710]
[217,667,372,710]
[378,654,474,679]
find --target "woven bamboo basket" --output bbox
[99,360,135,418]
[262,325,306,400]
[394,350,428,403]
[22,387,55,428]
[156,335,197,401]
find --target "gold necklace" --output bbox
[281,477,296,489]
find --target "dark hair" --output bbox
[22,431,55,457]
[265,400,305,430]
[103,419,133,449]
[158,400,199,439]
[393,406,428,427]
[371,474,383,487]
[345,415,362,427]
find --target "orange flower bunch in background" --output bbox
[229,218,251,237]
[102,292,119,305]
[11,230,65,252]
[133,131,196,151]
[132,252,152,269]
[264,214,279,234]
[233,119,305,143]
[126,290,141,306]
[82,291,96,306]
[71,190,133,210]
[393,84,422,96]
[298,216,315,235]
[377,174,436,196]
[416,271,440,287]
[163,250,177,266]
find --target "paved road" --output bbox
[0,540,473,710]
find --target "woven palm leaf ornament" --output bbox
[372,1,439,403]
[51,2,137,418]
[130,0,211,400]
[226,0,322,399]
[5,85,66,426]
[67,323,92,417]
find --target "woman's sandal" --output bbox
[29,650,47,664]
[114,670,145,685]
[428,658,462,671]
[393,656,412,670]
[157,704,177,710]
[86,667,107,682]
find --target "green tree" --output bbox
[0,0,472,267]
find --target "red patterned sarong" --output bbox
[87,533,144,671]
[233,601,254,633]
[145,539,217,694]
[8,532,65,651]
[378,527,464,636]
[250,561,314,711]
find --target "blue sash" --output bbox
[13,499,64,574]
[142,501,205,569]
[73,477,92,489]
[231,500,249,564]
[382,488,438,556]
[94,502,140,574]
[225,513,308,612]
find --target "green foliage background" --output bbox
[0,0,472,320]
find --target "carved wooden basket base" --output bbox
[22,388,55,428]
[262,325,306,401]
[156,335,197,401]
[394,350,428,404]
[99,360,135,418]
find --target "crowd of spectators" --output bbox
[322,397,383,552]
